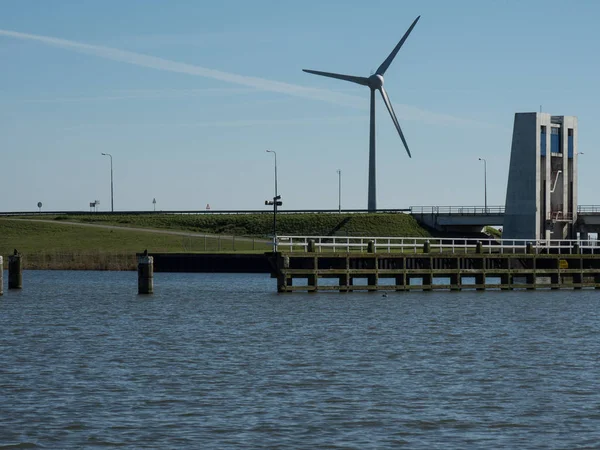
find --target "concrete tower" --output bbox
[503,112,578,241]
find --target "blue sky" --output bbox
[2,0,599,212]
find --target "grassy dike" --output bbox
[50,212,430,237]
[1,213,429,270]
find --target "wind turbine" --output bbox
[303,16,420,212]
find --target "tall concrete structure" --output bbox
[503,112,578,240]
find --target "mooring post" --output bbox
[572,242,580,255]
[367,240,375,253]
[8,250,22,290]
[0,256,3,296]
[307,239,316,253]
[137,252,154,294]
[423,240,431,253]
[526,242,534,254]
[476,241,483,254]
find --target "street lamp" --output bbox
[337,169,342,213]
[101,152,114,212]
[478,157,487,213]
[266,150,278,197]
[265,150,280,251]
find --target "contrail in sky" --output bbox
[0,28,362,107]
[0,28,494,127]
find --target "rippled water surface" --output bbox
[2,271,600,449]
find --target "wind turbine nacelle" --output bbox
[368,74,384,89]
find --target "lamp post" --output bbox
[478,157,487,213]
[101,152,114,212]
[337,169,342,213]
[265,150,280,251]
[266,150,278,197]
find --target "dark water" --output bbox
[1,271,600,449]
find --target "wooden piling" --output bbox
[0,256,3,296]
[8,252,22,290]
[138,254,154,294]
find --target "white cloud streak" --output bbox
[0,29,363,108]
[0,28,496,128]
[61,115,367,131]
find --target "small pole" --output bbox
[137,251,153,294]
[0,256,3,296]
[337,169,342,213]
[8,250,23,289]
[478,158,487,213]
[273,197,278,252]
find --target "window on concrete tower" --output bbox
[568,128,574,158]
[541,126,547,156]
[551,127,561,154]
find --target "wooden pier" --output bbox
[270,236,600,292]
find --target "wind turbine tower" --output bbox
[303,16,420,212]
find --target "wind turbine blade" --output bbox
[376,16,420,75]
[302,69,369,86]
[379,87,411,158]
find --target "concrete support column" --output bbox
[308,273,317,292]
[395,274,406,291]
[551,273,560,288]
[501,274,512,290]
[573,272,582,289]
[422,274,432,291]
[367,274,377,291]
[138,254,154,294]
[595,272,600,289]
[8,252,23,290]
[277,276,284,292]
[526,274,535,290]
[475,273,485,291]
[339,274,348,292]
[450,273,461,291]
[0,256,3,296]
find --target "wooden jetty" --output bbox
[270,236,600,292]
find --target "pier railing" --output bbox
[276,236,600,254]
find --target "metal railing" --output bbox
[577,205,600,213]
[411,205,600,216]
[410,206,505,215]
[276,236,600,254]
[0,208,411,217]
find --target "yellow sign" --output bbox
[559,259,568,269]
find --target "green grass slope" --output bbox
[46,212,430,238]
[0,219,269,258]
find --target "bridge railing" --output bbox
[410,206,505,215]
[577,205,600,213]
[276,236,600,254]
